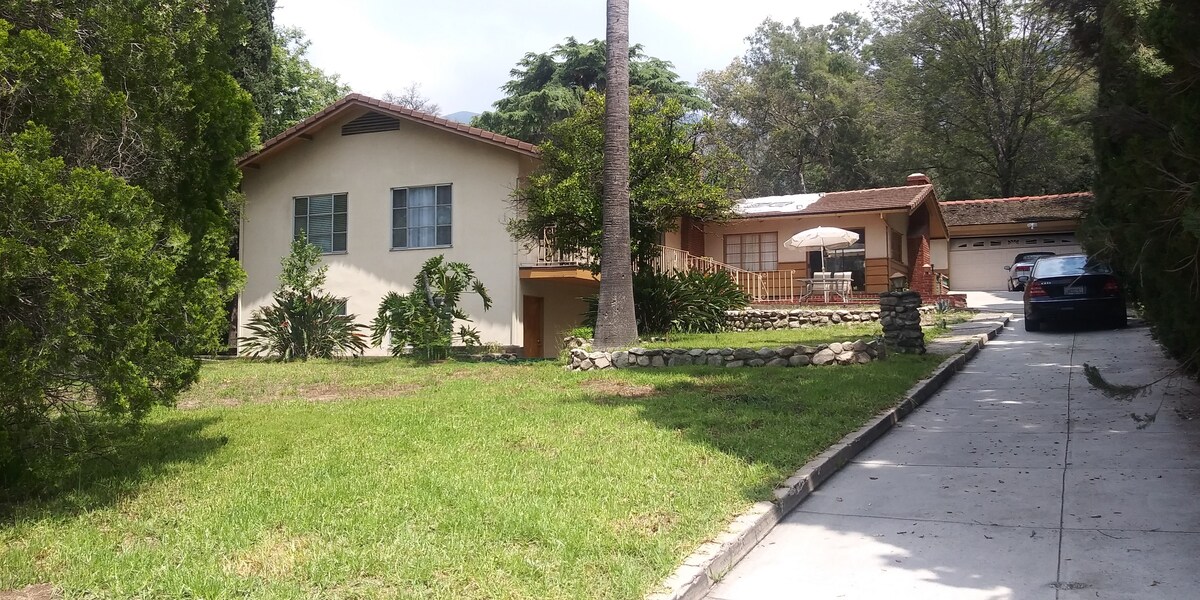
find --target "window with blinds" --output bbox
[293,193,348,253]
[724,232,778,271]
[392,184,451,249]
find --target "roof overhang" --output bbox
[239,94,540,170]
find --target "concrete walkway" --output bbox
[708,291,1200,600]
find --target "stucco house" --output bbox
[238,93,562,357]
[937,192,1090,290]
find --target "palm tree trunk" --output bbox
[594,0,638,349]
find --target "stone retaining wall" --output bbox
[567,339,883,372]
[724,307,933,331]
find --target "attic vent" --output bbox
[341,111,400,136]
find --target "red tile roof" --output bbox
[238,93,539,168]
[800,184,934,215]
[733,184,935,218]
[940,192,1091,226]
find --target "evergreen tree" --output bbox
[473,37,706,143]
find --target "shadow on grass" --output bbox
[0,415,226,522]
[569,356,941,501]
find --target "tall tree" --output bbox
[509,91,740,268]
[1050,0,1200,374]
[473,37,706,143]
[260,26,350,139]
[700,13,884,196]
[0,1,258,484]
[594,0,638,349]
[872,0,1094,199]
[231,0,277,127]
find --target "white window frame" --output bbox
[391,184,452,250]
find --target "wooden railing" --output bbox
[521,228,594,267]
[521,231,798,302]
[753,270,797,301]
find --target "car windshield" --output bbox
[1032,255,1113,278]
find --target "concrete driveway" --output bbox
[708,291,1200,599]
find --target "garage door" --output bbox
[949,233,1082,291]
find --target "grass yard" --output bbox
[1,353,945,599]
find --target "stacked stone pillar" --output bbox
[879,291,925,354]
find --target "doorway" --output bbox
[522,295,544,358]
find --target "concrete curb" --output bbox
[646,313,1013,600]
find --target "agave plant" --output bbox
[241,291,368,360]
[239,235,368,360]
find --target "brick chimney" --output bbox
[906,172,931,186]
[909,235,935,299]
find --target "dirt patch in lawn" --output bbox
[581,379,657,398]
[0,585,59,600]
[612,509,678,537]
[224,530,314,580]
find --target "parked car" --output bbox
[1023,254,1127,332]
[1004,251,1056,291]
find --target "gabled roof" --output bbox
[238,93,539,168]
[733,184,934,217]
[940,192,1091,227]
[803,184,934,215]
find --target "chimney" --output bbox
[906,173,931,186]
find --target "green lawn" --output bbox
[1,354,945,599]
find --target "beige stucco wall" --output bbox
[239,110,531,356]
[703,213,897,266]
[930,238,949,270]
[521,279,596,357]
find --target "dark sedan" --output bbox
[1023,254,1127,332]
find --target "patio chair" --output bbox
[811,272,834,302]
[833,272,852,301]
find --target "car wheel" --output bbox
[1024,316,1042,332]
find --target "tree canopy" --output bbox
[0,0,258,486]
[508,92,742,270]
[259,26,350,140]
[1050,0,1200,374]
[473,37,707,143]
[698,2,1095,200]
[871,0,1094,199]
[700,14,884,196]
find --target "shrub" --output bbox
[0,127,201,487]
[239,236,368,360]
[371,256,492,359]
[585,270,749,335]
[567,326,594,339]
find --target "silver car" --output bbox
[1005,251,1056,291]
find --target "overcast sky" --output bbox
[274,0,872,115]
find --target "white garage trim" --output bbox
[949,233,1081,291]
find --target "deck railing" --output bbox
[521,228,594,267]
[522,231,811,303]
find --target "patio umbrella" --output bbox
[783,226,860,272]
